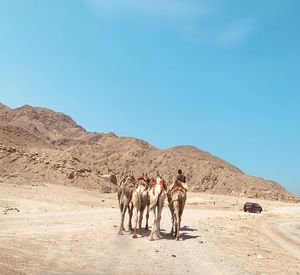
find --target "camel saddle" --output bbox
[151,178,167,196]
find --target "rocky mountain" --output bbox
[0,102,298,202]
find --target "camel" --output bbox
[148,176,167,241]
[117,171,134,203]
[118,175,136,235]
[168,179,187,241]
[132,177,150,238]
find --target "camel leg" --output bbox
[174,215,178,239]
[178,198,185,240]
[121,200,126,231]
[118,204,127,235]
[128,203,133,232]
[138,209,144,235]
[156,205,160,238]
[145,204,149,230]
[177,213,181,241]
[156,202,163,239]
[118,190,122,212]
[169,204,174,236]
[150,208,156,241]
[132,207,138,238]
[171,214,175,236]
[174,202,180,241]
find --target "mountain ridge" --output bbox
[0,102,298,202]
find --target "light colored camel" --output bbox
[168,180,187,241]
[148,177,167,241]
[132,177,150,238]
[118,175,136,235]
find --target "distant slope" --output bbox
[0,102,298,202]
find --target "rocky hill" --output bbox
[0,103,298,202]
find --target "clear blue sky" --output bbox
[0,0,299,195]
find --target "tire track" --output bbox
[262,220,300,259]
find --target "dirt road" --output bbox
[0,184,299,274]
[260,207,300,260]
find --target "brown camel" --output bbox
[118,175,136,235]
[168,180,187,241]
[132,177,150,238]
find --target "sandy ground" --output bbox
[0,183,299,275]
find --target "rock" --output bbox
[68,172,75,179]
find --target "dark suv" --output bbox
[243,202,262,213]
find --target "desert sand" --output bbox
[0,183,299,275]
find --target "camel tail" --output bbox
[171,193,183,212]
[178,193,183,209]
[178,193,185,216]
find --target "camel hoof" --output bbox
[133,234,138,239]
[156,231,162,239]
[118,231,123,235]
[176,238,179,241]
[150,237,154,241]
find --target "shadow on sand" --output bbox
[119,226,199,241]
[181,225,198,232]
[160,226,200,241]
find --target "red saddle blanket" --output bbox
[151,179,166,196]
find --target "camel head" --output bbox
[121,175,136,187]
